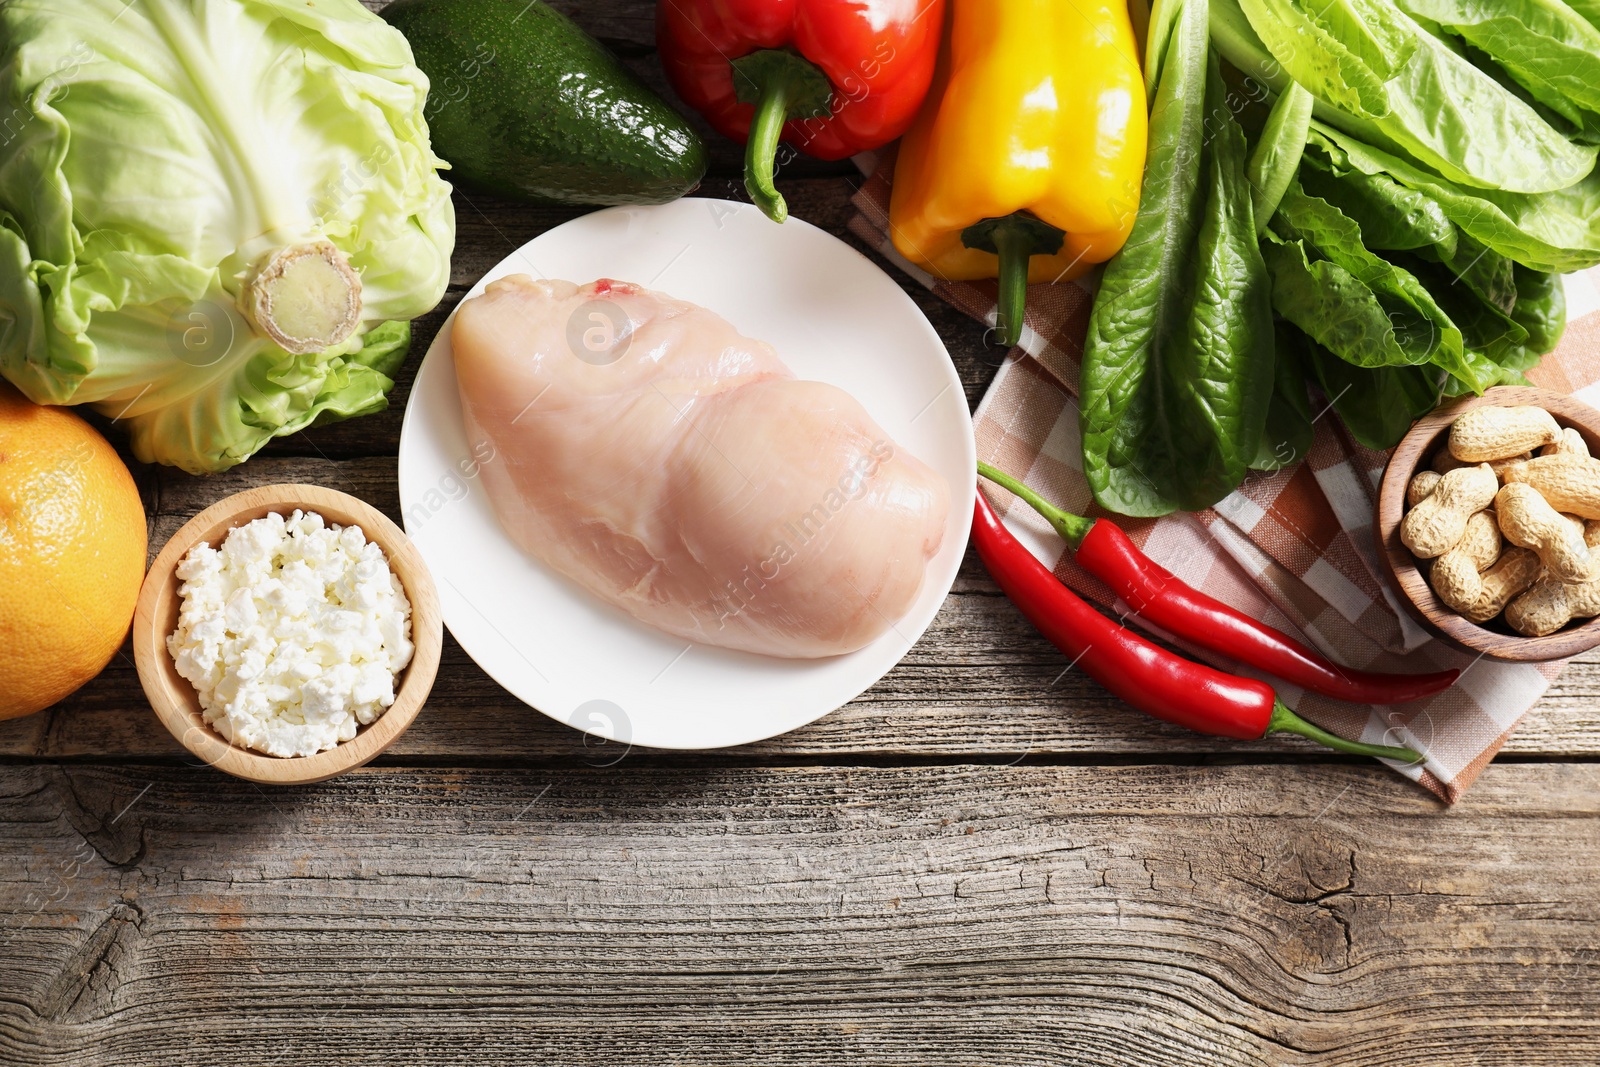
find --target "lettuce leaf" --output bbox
[1223,0,1597,193]
[1511,267,1568,356]
[1301,334,1444,451]
[1081,0,1275,517]
[1251,324,1315,470]
[1306,123,1600,274]
[0,0,455,473]
[1396,0,1600,127]
[1264,180,1481,382]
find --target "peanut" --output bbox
[1506,575,1600,636]
[1449,405,1562,461]
[1540,427,1590,459]
[1432,449,1529,478]
[1407,470,1442,508]
[1434,547,1541,623]
[1495,483,1593,583]
[1499,454,1600,519]
[1491,453,1534,479]
[1428,511,1503,617]
[1575,516,1600,578]
[1455,510,1503,572]
[1400,463,1498,559]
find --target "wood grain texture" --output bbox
[5,447,1600,762]
[2,3,1595,1063]
[2,762,1597,1066]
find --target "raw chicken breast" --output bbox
[452,276,950,658]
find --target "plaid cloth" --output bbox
[851,149,1600,802]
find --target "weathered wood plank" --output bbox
[0,458,1590,763]
[3,449,1596,762]
[0,762,1595,1066]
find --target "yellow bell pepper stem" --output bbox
[962,215,1065,347]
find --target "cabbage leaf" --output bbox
[0,0,454,472]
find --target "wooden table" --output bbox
[3,4,1598,1062]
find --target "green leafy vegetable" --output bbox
[1251,325,1315,470]
[1081,0,1275,517]
[1247,83,1315,233]
[1224,0,1597,193]
[1512,268,1569,356]
[1395,0,1600,128]
[1429,236,1519,315]
[1236,0,1393,117]
[1306,124,1600,274]
[1263,179,1486,389]
[1297,160,1452,251]
[1402,256,1530,374]
[1144,0,1185,98]
[1204,0,1593,475]
[1312,357,1443,452]
[1295,327,1445,450]
[0,0,455,473]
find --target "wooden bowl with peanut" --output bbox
[1377,386,1600,661]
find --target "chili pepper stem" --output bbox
[1267,701,1423,764]
[977,462,1095,549]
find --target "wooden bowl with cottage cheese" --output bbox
[133,484,442,784]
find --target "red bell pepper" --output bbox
[656,0,944,223]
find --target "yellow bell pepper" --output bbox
[888,0,1148,346]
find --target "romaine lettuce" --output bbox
[1081,0,1275,517]
[1306,123,1600,273]
[1395,0,1600,128]
[1223,0,1597,193]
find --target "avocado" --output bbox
[383,0,707,206]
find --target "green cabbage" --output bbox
[0,0,454,473]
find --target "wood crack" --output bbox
[34,901,145,1025]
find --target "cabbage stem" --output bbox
[242,242,362,355]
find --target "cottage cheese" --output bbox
[168,510,414,758]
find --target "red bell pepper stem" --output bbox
[978,463,1459,706]
[657,0,945,218]
[973,494,1422,762]
[743,75,793,223]
[730,49,834,223]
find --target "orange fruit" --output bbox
[0,382,147,719]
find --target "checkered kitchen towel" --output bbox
[852,149,1600,802]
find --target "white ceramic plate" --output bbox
[397,199,974,750]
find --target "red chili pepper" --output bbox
[656,0,944,223]
[973,493,1423,761]
[978,463,1458,705]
